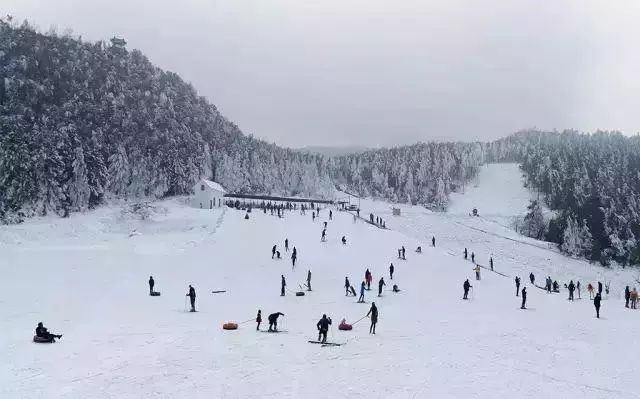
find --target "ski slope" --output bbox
[1,189,640,398]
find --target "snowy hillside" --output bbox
[2,189,640,398]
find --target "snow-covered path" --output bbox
[1,193,640,398]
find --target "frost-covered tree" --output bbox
[522,200,546,239]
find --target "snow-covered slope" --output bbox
[1,193,639,398]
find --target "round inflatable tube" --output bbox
[33,336,54,343]
[338,324,353,331]
[222,322,238,330]
[295,291,305,296]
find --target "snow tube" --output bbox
[222,322,238,330]
[338,323,353,331]
[295,291,305,296]
[150,291,161,296]
[33,336,54,343]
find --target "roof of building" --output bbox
[198,179,226,193]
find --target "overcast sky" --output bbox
[4,1,640,147]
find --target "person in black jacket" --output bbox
[594,293,602,318]
[378,277,386,297]
[598,281,603,295]
[35,322,62,341]
[345,277,351,296]
[186,285,196,311]
[529,273,535,285]
[149,275,155,295]
[268,312,285,332]
[358,281,366,303]
[464,248,468,260]
[285,239,289,252]
[625,286,631,308]
[342,236,347,245]
[281,275,286,296]
[432,236,436,247]
[291,248,297,268]
[256,310,262,331]
[389,263,394,280]
[272,245,277,259]
[463,279,471,300]
[515,276,521,297]
[367,302,378,334]
[521,287,527,309]
[317,314,332,343]
[568,280,575,301]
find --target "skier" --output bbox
[149,275,155,295]
[378,277,386,297]
[272,245,277,259]
[515,276,521,296]
[463,279,471,300]
[521,287,527,309]
[321,229,326,242]
[268,312,285,332]
[577,281,581,299]
[306,270,312,291]
[474,265,481,281]
[598,281,603,296]
[345,277,351,296]
[358,281,366,303]
[530,273,535,285]
[316,314,332,344]
[401,246,406,260]
[281,275,286,296]
[489,257,494,271]
[329,210,333,220]
[285,239,289,252]
[625,286,630,308]
[365,269,372,290]
[256,310,262,331]
[432,236,436,247]
[367,302,378,334]
[186,285,196,312]
[568,280,575,301]
[464,248,468,260]
[35,322,62,342]
[594,292,602,318]
[471,252,475,264]
[389,263,394,280]
[342,236,347,245]
[291,248,297,268]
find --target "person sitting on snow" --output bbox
[35,322,62,341]
[392,284,400,293]
[416,246,422,253]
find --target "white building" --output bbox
[192,179,226,209]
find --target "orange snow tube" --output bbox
[223,322,238,330]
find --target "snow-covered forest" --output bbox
[487,130,640,265]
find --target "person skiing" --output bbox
[329,210,333,220]
[35,322,62,341]
[625,286,630,308]
[474,265,481,281]
[316,314,332,343]
[389,263,394,280]
[285,239,289,252]
[321,229,326,242]
[594,292,602,318]
[530,273,535,285]
[306,270,312,291]
[255,309,263,331]
[598,281,603,296]
[378,277,386,297]
[471,252,475,263]
[367,302,378,334]
[432,236,436,247]
[272,245,277,259]
[464,248,468,260]
[588,283,594,299]
[521,287,527,309]
[345,277,351,296]
[342,236,347,245]
[149,275,155,295]
[186,285,196,312]
[401,246,406,260]
[515,276,521,296]
[489,257,494,271]
[463,279,471,300]
[358,281,366,303]
[268,312,285,332]
[577,281,581,299]
[281,275,286,296]
[365,269,372,290]
[568,280,575,301]
[291,248,297,268]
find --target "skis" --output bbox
[261,330,288,333]
[308,340,342,347]
[211,290,227,294]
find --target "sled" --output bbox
[33,336,55,343]
[222,322,238,330]
[150,291,161,296]
[338,323,353,331]
[295,291,305,296]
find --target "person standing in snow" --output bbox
[530,273,535,285]
[365,269,372,290]
[598,281,603,296]
[515,276,521,296]
[149,275,155,295]
[324,221,328,229]
[345,277,351,296]
[474,265,481,281]
[268,312,285,332]
[321,229,326,242]
[342,236,347,245]
[186,285,196,312]
[312,212,316,221]
[471,252,475,264]
[625,286,631,308]
[464,248,468,260]
[291,248,297,268]
[285,239,289,252]
[577,281,581,299]
[631,288,638,309]
[521,287,527,309]
[594,292,602,318]
[401,246,406,260]
[306,270,312,291]
[316,314,332,344]
[463,279,471,300]
[329,210,333,220]
[281,275,286,296]
[367,302,378,334]
[378,277,386,297]
[397,249,402,259]
[389,263,394,280]
[489,257,494,271]
[272,245,277,259]
[256,310,262,331]
[568,280,575,301]
[588,283,594,299]
[359,281,366,303]
[432,236,436,247]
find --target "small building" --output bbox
[192,178,226,209]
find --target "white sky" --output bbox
[4,1,640,147]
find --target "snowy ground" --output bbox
[2,166,640,398]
